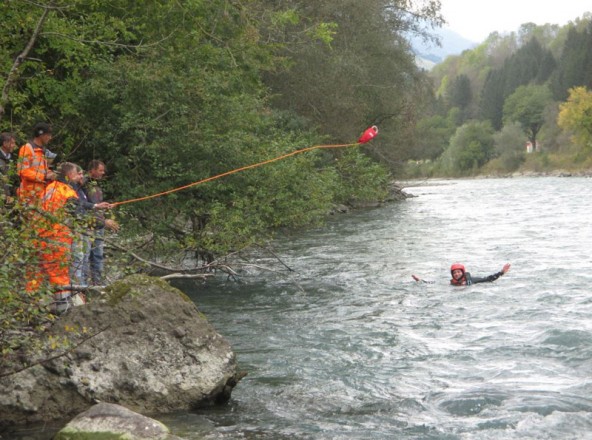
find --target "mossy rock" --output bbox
[104,275,192,306]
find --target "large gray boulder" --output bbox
[0,275,242,428]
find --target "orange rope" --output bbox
[112,142,360,207]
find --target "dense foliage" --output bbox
[0,209,56,355]
[0,0,443,243]
[0,0,442,352]
[440,120,494,172]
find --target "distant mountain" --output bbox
[410,28,477,69]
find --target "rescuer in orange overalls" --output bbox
[17,122,56,206]
[33,162,112,312]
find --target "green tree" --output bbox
[261,0,443,166]
[0,0,403,356]
[0,0,402,263]
[0,0,147,135]
[493,122,526,171]
[440,120,495,173]
[494,122,526,155]
[413,111,457,160]
[503,84,553,150]
[501,38,555,95]
[480,69,506,130]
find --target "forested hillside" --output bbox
[409,14,592,177]
[0,1,442,258]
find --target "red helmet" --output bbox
[450,263,465,274]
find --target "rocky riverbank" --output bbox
[0,275,243,431]
[331,181,414,214]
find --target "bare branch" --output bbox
[19,0,69,9]
[40,30,177,50]
[54,285,106,292]
[104,236,192,273]
[255,243,294,272]
[159,273,214,281]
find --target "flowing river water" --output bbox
[171,177,592,439]
[12,177,592,439]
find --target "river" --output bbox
[172,177,592,439]
[13,177,592,439]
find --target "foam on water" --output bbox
[172,177,592,439]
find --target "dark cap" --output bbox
[33,122,52,137]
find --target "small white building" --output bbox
[525,141,539,153]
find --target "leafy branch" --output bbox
[0,2,51,121]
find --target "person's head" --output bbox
[88,159,106,180]
[57,162,79,182]
[0,132,16,153]
[450,263,465,281]
[73,164,85,185]
[32,122,52,146]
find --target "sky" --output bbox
[439,0,591,42]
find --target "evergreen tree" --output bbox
[480,69,506,130]
[447,74,472,119]
[551,23,592,100]
[480,37,555,130]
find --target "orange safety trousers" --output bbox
[26,234,73,292]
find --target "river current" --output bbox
[13,177,592,439]
[173,177,592,439]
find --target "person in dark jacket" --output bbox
[70,165,92,286]
[0,132,17,202]
[412,263,511,285]
[82,160,119,285]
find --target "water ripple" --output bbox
[177,177,592,439]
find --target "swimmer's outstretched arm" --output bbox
[411,274,434,284]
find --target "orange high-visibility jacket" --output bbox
[17,142,50,204]
[39,180,79,239]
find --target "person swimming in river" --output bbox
[412,263,511,285]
